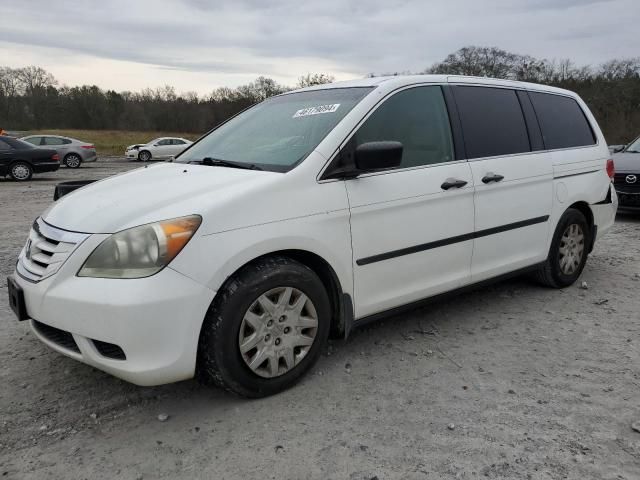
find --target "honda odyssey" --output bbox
[7,75,617,397]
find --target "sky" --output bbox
[0,0,638,95]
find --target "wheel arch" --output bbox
[567,201,595,252]
[64,151,81,160]
[213,249,353,340]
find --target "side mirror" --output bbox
[355,141,403,171]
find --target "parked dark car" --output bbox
[0,136,60,181]
[612,135,640,212]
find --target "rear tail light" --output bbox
[81,145,95,150]
[606,158,615,181]
[52,154,59,161]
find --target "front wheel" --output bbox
[534,208,590,288]
[9,161,33,181]
[64,153,82,168]
[138,150,151,162]
[197,256,330,397]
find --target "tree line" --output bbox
[1,48,638,143]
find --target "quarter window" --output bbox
[352,86,455,168]
[528,92,596,149]
[453,86,531,159]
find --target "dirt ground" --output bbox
[1,160,639,480]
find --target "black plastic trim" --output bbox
[593,185,612,205]
[33,320,80,353]
[356,215,549,266]
[517,91,545,151]
[353,262,546,329]
[441,85,467,161]
[554,169,599,179]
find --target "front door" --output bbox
[344,85,475,318]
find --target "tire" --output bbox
[138,150,151,162]
[63,153,82,168]
[9,161,33,181]
[197,255,331,397]
[534,208,590,288]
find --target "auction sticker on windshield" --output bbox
[293,104,340,118]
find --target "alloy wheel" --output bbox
[11,163,31,180]
[65,154,81,168]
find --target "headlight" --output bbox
[78,215,201,279]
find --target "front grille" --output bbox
[33,320,80,353]
[17,218,89,282]
[92,340,127,360]
[614,173,640,192]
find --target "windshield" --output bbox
[177,87,374,172]
[625,136,640,153]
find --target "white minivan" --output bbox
[8,75,617,397]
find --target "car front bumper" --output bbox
[615,189,640,212]
[11,239,216,385]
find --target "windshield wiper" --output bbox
[192,157,262,171]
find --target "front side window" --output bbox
[350,86,455,168]
[529,92,596,150]
[23,137,42,146]
[454,86,531,159]
[177,87,374,172]
[157,139,172,146]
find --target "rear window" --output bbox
[528,92,596,149]
[453,86,530,159]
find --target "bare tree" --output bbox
[297,73,335,88]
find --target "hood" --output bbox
[42,163,278,233]
[612,152,640,172]
[126,144,144,150]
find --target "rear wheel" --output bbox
[197,256,330,397]
[138,150,151,162]
[534,208,590,288]
[64,153,82,168]
[9,161,33,181]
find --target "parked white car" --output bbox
[8,75,617,397]
[125,137,192,161]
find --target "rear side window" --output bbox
[352,86,455,168]
[528,92,596,149]
[453,86,530,159]
[43,137,66,146]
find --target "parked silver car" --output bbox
[20,135,97,168]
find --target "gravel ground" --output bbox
[1,160,639,480]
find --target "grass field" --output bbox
[22,130,202,156]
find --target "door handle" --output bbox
[441,178,468,190]
[482,173,504,184]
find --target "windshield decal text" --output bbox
[293,104,340,118]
